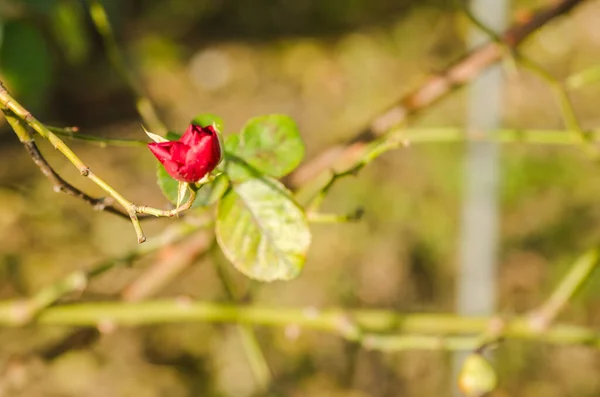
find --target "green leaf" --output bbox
[225,115,304,182]
[157,165,229,207]
[216,177,311,282]
[192,113,224,131]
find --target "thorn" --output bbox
[97,319,117,334]
[349,207,365,221]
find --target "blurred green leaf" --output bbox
[216,176,311,282]
[225,115,304,182]
[157,165,229,208]
[51,0,90,65]
[0,21,53,110]
[192,113,224,132]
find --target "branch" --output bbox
[288,0,588,188]
[3,110,141,220]
[28,219,211,361]
[528,249,600,331]
[1,220,203,324]
[48,125,147,147]
[295,125,600,203]
[121,232,212,301]
[0,81,202,243]
[458,0,587,144]
[213,250,273,391]
[0,300,598,351]
[86,0,167,134]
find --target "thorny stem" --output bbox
[0,81,199,243]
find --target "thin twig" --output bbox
[213,250,273,391]
[86,0,167,134]
[3,110,141,220]
[48,125,147,147]
[566,64,600,89]
[288,0,587,188]
[306,209,364,223]
[528,249,600,331]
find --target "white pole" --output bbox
[454,0,507,393]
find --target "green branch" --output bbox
[529,249,600,330]
[458,1,587,143]
[0,300,597,351]
[297,127,598,203]
[48,125,147,147]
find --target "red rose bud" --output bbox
[148,124,223,183]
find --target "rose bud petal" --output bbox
[148,124,223,183]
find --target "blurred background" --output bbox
[1,0,600,396]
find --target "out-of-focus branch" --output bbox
[121,232,212,301]
[459,1,586,143]
[0,300,598,351]
[288,0,587,188]
[0,220,203,325]
[296,125,600,204]
[467,247,600,360]
[86,0,167,134]
[213,251,272,391]
[528,249,600,331]
[30,220,211,363]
